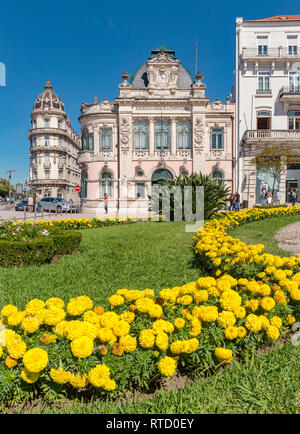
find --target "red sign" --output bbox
[75,184,81,192]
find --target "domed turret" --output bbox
[32,80,65,112]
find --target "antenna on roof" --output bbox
[195,39,198,76]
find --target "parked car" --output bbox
[40,197,71,213]
[15,200,28,211]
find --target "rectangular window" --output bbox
[258,72,270,91]
[155,121,170,150]
[134,122,149,149]
[100,128,112,150]
[136,182,145,199]
[257,36,268,55]
[58,119,62,129]
[58,138,62,147]
[289,72,300,92]
[32,137,37,147]
[287,36,298,56]
[32,120,37,129]
[211,128,224,150]
[44,118,50,128]
[45,153,50,162]
[45,136,50,146]
[45,170,50,179]
[177,122,191,149]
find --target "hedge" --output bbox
[0,231,82,267]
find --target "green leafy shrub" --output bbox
[254,204,289,209]
[51,232,82,256]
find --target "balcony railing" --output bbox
[256,89,272,95]
[43,162,51,169]
[242,47,300,59]
[279,86,300,98]
[243,129,300,142]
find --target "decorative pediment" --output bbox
[146,50,180,90]
[81,99,115,115]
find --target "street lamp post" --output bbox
[6,170,16,200]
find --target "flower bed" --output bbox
[0,207,299,404]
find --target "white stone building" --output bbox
[29,80,81,202]
[78,46,235,214]
[234,15,300,206]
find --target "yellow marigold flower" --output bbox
[0,346,3,358]
[152,319,174,334]
[155,332,168,351]
[148,304,163,318]
[215,347,233,363]
[83,310,100,325]
[267,325,280,340]
[237,326,247,338]
[218,311,236,328]
[219,289,242,312]
[21,316,40,334]
[68,373,88,388]
[207,286,221,297]
[286,315,296,325]
[43,308,66,326]
[21,368,40,384]
[246,299,260,312]
[270,316,282,328]
[213,257,222,267]
[99,311,119,329]
[5,355,17,368]
[259,315,270,329]
[88,364,111,388]
[1,305,18,318]
[193,290,209,304]
[139,329,155,349]
[158,356,177,377]
[6,339,26,360]
[46,298,65,309]
[274,290,287,305]
[290,288,300,301]
[245,314,262,333]
[50,368,71,384]
[119,311,135,324]
[196,305,218,322]
[108,294,124,307]
[23,348,49,373]
[98,327,115,343]
[113,320,130,337]
[53,320,68,336]
[224,326,239,340]
[71,336,94,358]
[7,311,26,327]
[174,318,185,329]
[25,299,46,314]
[66,321,97,341]
[119,335,137,353]
[260,297,276,312]
[177,295,193,306]
[66,296,93,316]
[215,270,221,276]
[234,306,246,319]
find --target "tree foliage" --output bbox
[0,177,15,198]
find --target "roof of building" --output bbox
[130,46,194,89]
[32,80,65,113]
[244,15,300,23]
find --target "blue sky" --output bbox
[0,0,299,185]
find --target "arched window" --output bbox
[212,170,224,186]
[81,170,88,198]
[100,171,113,198]
[151,169,173,185]
[257,111,271,130]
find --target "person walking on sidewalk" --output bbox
[104,193,108,214]
[234,192,240,211]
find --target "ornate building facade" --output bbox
[234,15,300,207]
[78,47,235,213]
[29,80,81,201]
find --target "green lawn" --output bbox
[0,222,201,309]
[1,217,300,414]
[230,214,300,256]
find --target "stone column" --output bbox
[149,117,155,156]
[93,125,99,156]
[171,118,177,156]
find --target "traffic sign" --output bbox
[75,184,81,192]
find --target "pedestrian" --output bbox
[28,195,34,212]
[276,190,281,205]
[291,189,297,206]
[104,193,108,214]
[229,193,235,211]
[266,190,272,205]
[234,191,240,211]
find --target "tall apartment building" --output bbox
[234,15,300,207]
[28,81,81,201]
